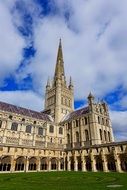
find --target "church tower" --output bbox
[44,39,74,124]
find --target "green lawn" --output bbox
[0,171,127,190]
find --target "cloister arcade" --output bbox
[0,153,127,173]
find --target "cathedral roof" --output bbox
[62,107,89,122]
[0,101,53,122]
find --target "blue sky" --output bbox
[0,0,127,141]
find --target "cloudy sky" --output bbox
[0,0,127,141]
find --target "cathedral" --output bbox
[0,40,127,173]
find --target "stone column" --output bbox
[10,157,16,172]
[37,158,40,172]
[113,150,122,173]
[91,153,97,172]
[74,155,78,171]
[81,152,86,172]
[48,159,51,171]
[67,154,71,171]
[63,155,66,171]
[25,157,29,172]
[101,152,109,172]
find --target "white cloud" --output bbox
[0,90,43,111]
[0,1,25,85]
[110,110,127,141]
[14,0,127,100]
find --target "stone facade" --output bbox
[0,40,127,173]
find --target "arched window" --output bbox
[98,116,100,124]
[11,122,18,131]
[26,125,32,133]
[108,131,111,142]
[85,117,88,125]
[38,127,43,135]
[76,131,79,143]
[85,130,89,141]
[0,120,2,128]
[104,130,107,141]
[106,119,109,126]
[76,120,79,127]
[67,134,70,144]
[59,127,63,135]
[102,118,104,125]
[99,129,102,140]
[49,125,54,133]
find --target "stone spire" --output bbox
[54,39,66,83]
[69,76,73,89]
[46,77,50,89]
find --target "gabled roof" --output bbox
[62,107,89,123]
[0,101,53,122]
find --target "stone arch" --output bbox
[60,158,64,170]
[28,157,37,171]
[95,155,103,171]
[120,154,127,172]
[0,156,11,171]
[15,157,25,171]
[70,156,74,171]
[85,156,92,171]
[40,157,48,170]
[107,154,116,172]
[51,158,57,170]
[77,156,82,171]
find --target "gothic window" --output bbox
[60,139,62,144]
[26,125,32,133]
[99,129,102,140]
[108,131,111,142]
[102,118,104,125]
[100,108,102,114]
[67,134,70,144]
[59,127,63,135]
[98,116,100,124]
[76,131,79,143]
[85,129,89,141]
[11,122,18,131]
[104,130,107,141]
[38,127,43,135]
[106,119,109,126]
[85,117,88,125]
[50,138,53,143]
[76,120,79,127]
[0,120,2,128]
[49,125,54,133]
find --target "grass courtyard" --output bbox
[0,171,127,190]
